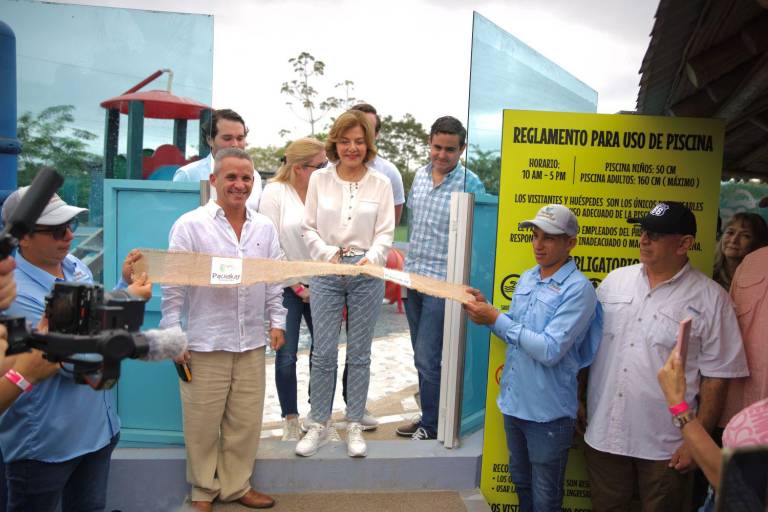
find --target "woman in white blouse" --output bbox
[296,110,394,458]
[258,137,326,441]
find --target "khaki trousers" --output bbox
[180,348,265,502]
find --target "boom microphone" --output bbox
[137,326,188,361]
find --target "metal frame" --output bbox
[438,192,475,448]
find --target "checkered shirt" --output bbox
[404,163,485,279]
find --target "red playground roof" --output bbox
[100,90,210,120]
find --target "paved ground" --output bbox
[261,301,421,439]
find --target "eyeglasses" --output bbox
[303,161,328,170]
[34,220,78,241]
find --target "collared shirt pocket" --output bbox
[510,284,533,322]
[530,287,561,331]
[599,293,633,337]
[653,306,701,366]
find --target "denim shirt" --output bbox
[492,259,603,422]
[0,252,120,462]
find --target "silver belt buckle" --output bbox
[341,248,366,257]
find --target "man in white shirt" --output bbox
[351,103,405,224]
[583,201,748,511]
[173,108,263,210]
[162,147,285,511]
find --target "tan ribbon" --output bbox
[133,249,474,304]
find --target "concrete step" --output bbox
[106,430,485,511]
[209,489,489,511]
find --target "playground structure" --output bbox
[99,69,212,181]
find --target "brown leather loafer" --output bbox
[237,489,275,509]
[189,501,213,512]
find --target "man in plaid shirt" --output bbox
[397,116,485,440]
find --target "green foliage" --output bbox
[247,145,285,177]
[466,144,501,195]
[280,52,357,136]
[377,113,428,175]
[376,113,428,200]
[17,105,100,208]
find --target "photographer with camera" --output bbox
[0,187,148,512]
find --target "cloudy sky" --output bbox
[48,0,658,147]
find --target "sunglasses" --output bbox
[640,229,688,242]
[304,161,329,170]
[34,220,78,240]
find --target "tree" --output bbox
[466,144,501,195]
[377,113,429,175]
[17,105,100,208]
[247,145,285,177]
[280,52,356,136]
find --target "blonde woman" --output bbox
[258,138,326,441]
[296,111,394,458]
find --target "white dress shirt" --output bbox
[172,153,263,211]
[585,262,748,460]
[160,200,287,352]
[369,155,405,206]
[302,164,394,266]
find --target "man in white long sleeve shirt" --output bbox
[161,147,286,511]
[173,109,263,210]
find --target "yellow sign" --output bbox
[480,110,724,511]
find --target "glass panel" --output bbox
[1,2,212,446]
[4,1,213,281]
[461,12,598,435]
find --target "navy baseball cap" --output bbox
[627,201,697,236]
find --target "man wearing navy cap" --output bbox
[583,201,748,511]
[465,204,603,512]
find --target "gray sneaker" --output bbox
[411,426,436,440]
[346,408,379,431]
[396,416,421,437]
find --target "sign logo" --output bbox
[495,364,504,385]
[650,203,669,216]
[210,256,243,285]
[500,274,519,301]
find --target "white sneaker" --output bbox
[281,417,301,441]
[346,408,379,431]
[300,417,310,433]
[295,422,329,457]
[346,422,367,457]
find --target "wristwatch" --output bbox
[672,409,695,428]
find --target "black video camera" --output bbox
[2,283,149,389]
[0,168,149,389]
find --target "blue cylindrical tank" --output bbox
[0,20,20,202]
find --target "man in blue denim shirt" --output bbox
[465,204,602,512]
[0,187,145,512]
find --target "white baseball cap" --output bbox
[2,186,88,226]
[519,204,579,237]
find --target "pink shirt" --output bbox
[722,398,768,448]
[720,247,768,427]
